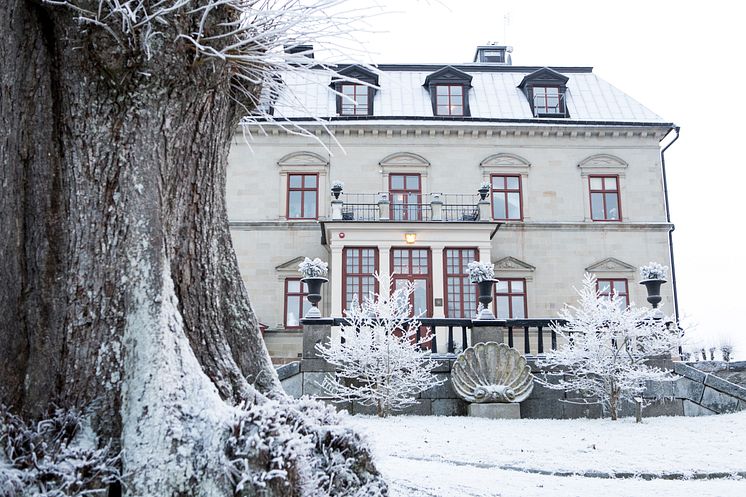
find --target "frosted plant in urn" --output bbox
[298,257,328,278]
[479,180,491,190]
[467,261,495,283]
[331,180,344,189]
[639,262,668,281]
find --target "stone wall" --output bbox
[278,355,746,419]
[670,362,746,415]
[687,360,746,388]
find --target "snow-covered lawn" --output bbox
[347,412,746,497]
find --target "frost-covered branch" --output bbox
[316,273,444,417]
[0,406,120,496]
[537,273,683,420]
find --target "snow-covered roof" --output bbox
[270,64,668,125]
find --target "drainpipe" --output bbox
[660,126,680,321]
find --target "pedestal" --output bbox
[468,403,521,419]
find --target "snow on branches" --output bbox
[537,273,683,420]
[44,0,381,147]
[315,273,444,417]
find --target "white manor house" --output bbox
[226,44,679,363]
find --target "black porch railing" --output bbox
[335,192,481,222]
[331,317,568,356]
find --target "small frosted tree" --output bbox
[316,273,444,417]
[538,274,683,420]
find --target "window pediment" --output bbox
[585,257,635,273]
[275,256,306,280]
[423,66,473,87]
[494,256,535,272]
[518,67,569,88]
[578,154,628,174]
[330,64,379,87]
[379,152,430,168]
[277,152,329,172]
[480,153,531,170]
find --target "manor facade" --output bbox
[227,45,678,362]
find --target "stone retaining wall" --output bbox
[278,357,746,419]
[671,362,746,415]
[278,322,746,419]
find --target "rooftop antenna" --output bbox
[503,12,511,45]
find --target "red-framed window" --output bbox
[597,278,629,307]
[589,175,621,221]
[284,279,310,328]
[389,173,422,221]
[340,84,370,115]
[532,86,564,115]
[444,248,478,318]
[491,174,523,220]
[287,173,318,219]
[342,247,378,310]
[495,279,527,319]
[392,248,432,318]
[435,85,464,116]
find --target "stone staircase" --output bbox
[668,362,746,415]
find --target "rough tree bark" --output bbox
[1,1,383,496]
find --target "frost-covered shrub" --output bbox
[639,262,668,280]
[722,345,734,362]
[298,257,328,278]
[467,261,495,283]
[316,273,444,417]
[537,274,683,420]
[0,406,119,496]
[226,398,386,497]
[331,180,344,190]
[479,180,490,190]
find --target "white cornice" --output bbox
[237,122,669,140]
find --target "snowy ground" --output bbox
[346,411,746,497]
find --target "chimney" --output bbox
[473,43,512,65]
[284,43,314,59]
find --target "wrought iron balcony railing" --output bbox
[332,192,485,222]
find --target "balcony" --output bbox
[330,192,488,222]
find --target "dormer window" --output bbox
[435,85,464,116]
[340,84,369,115]
[532,86,563,115]
[518,67,570,118]
[330,64,379,116]
[423,66,472,117]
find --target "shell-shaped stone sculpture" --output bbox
[452,342,534,403]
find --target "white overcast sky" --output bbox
[315,0,745,356]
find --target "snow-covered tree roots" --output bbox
[1,399,385,497]
[1,0,386,495]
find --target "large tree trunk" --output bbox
[1,2,383,496]
[1,0,274,417]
